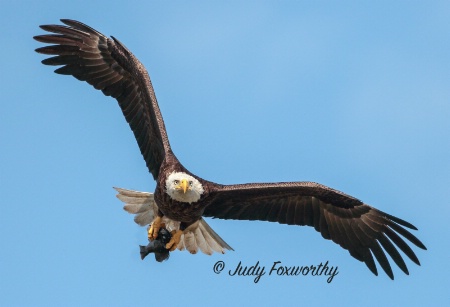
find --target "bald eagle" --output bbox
[34,19,426,279]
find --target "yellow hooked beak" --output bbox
[177,179,189,194]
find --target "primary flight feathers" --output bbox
[35,19,426,279]
[34,19,169,179]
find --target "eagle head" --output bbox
[165,171,204,203]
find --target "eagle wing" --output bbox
[34,19,170,179]
[204,182,426,279]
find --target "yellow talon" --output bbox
[166,230,183,251]
[148,216,162,241]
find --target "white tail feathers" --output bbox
[180,219,234,254]
[114,187,157,226]
[114,187,233,255]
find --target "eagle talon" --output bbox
[165,230,183,251]
[148,216,162,241]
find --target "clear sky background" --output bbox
[1,1,449,306]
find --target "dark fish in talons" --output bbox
[139,228,172,262]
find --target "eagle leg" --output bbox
[148,216,162,241]
[165,230,183,251]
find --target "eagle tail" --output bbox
[114,187,182,231]
[114,187,156,226]
[181,218,234,255]
[114,187,233,255]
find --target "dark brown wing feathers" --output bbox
[35,20,425,279]
[34,19,170,179]
[204,182,426,279]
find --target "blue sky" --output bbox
[1,1,449,306]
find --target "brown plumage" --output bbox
[35,19,426,279]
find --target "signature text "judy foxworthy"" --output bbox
[213,260,339,283]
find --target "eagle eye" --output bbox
[174,180,179,185]
[189,180,193,187]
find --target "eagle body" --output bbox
[154,154,212,226]
[35,19,426,279]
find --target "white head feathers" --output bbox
[165,171,204,203]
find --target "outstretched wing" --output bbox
[204,182,426,279]
[34,19,170,179]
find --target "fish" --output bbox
[139,227,172,262]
